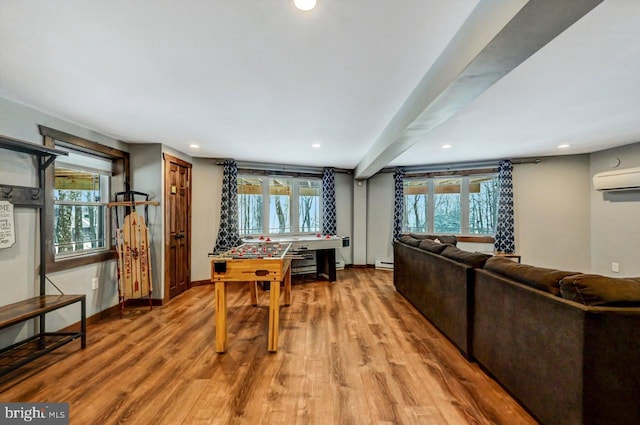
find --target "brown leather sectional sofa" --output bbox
[394,235,640,425]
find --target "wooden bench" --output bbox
[0,295,86,376]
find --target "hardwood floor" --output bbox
[0,268,538,425]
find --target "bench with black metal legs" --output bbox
[0,295,86,377]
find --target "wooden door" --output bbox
[164,154,192,300]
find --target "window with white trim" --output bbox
[238,175,321,235]
[41,125,129,272]
[54,152,110,257]
[403,174,498,235]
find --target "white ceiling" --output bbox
[1,0,639,173]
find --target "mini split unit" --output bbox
[593,167,640,191]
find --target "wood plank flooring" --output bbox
[0,268,538,425]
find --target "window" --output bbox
[238,175,321,235]
[434,177,461,233]
[298,179,321,233]
[403,174,498,236]
[41,126,129,272]
[238,177,263,235]
[54,152,110,257]
[469,175,499,234]
[269,178,292,233]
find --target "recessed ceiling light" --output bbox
[558,144,571,149]
[189,144,200,149]
[293,0,317,11]
[441,144,452,149]
[312,143,321,149]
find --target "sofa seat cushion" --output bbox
[484,256,578,295]
[418,238,448,254]
[399,235,421,247]
[560,274,640,306]
[441,246,491,268]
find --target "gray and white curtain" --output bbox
[213,160,242,253]
[322,167,337,235]
[393,167,404,241]
[494,160,515,253]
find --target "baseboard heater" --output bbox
[375,259,394,270]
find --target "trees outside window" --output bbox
[238,175,321,235]
[403,181,427,233]
[238,177,263,234]
[54,158,110,257]
[298,179,321,233]
[269,178,292,233]
[403,174,498,235]
[469,176,498,234]
[434,178,461,234]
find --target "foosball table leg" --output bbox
[215,281,227,353]
[268,279,280,352]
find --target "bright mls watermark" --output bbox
[1,403,68,424]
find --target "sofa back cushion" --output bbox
[483,256,578,295]
[409,233,458,246]
[399,235,421,247]
[418,238,448,254]
[559,274,640,306]
[441,246,491,268]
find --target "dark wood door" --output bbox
[164,154,192,300]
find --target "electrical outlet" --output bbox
[91,277,99,290]
[612,262,620,273]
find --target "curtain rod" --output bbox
[380,157,541,175]
[211,157,540,178]
[213,159,353,176]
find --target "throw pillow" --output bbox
[441,246,491,268]
[560,274,640,306]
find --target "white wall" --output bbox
[0,97,127,342]
[128,143,165,297]
[590,142,640,276]
[335,173,354,265]
[191,158,222,282]
[367,173,394,265]
[513,155,591,271]
[352,179,368,265]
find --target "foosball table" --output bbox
[210,242,292,353]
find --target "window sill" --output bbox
[45,250,116,273]
[456,235,495,244]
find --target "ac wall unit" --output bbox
[593,167,640,191]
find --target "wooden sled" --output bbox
[110,193,159,314]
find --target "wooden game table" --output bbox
[210,242,292,353]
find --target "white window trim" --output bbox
[238,174,322,236]
[404,173,497,236]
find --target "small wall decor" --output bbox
[0,200,15,249]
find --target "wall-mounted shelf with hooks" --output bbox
[0,134,86,377]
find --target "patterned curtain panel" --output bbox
[213,160,242,253]
[494,160,516,253]
[322,167,337,235]
[393,167,404,241]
